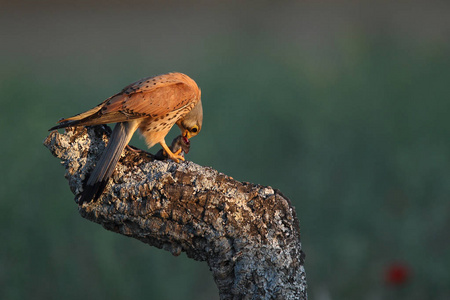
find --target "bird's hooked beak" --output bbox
[182,130,192,142]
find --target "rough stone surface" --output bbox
[44,125,307,300]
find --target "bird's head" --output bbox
[177,99,203,140]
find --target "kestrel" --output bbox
[50,72,203,204]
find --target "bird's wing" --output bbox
[50,73,199,130]
[110,73,200,117]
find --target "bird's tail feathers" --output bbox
[78,120,139,204]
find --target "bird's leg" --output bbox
[160,140,185,163]
[126,144,143,153]
[173,148,183,155]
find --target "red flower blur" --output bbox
[385,262,411,286]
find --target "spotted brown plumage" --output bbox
[49,72,203,204]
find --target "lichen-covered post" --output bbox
[44,125,307,299]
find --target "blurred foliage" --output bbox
[1,4,450,300]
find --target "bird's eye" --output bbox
[191,126,198,133]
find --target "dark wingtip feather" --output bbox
[48,123,65,131]
[49,120,79,131]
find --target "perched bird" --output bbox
[50,72,203,204]
[154,135,191,160]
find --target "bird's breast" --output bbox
[138,107,190,148]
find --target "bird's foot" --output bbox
[160,140,186,163]
[168,152,185,163]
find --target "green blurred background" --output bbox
[1,1,449,299]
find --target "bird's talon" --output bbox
[169,153,185,163]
